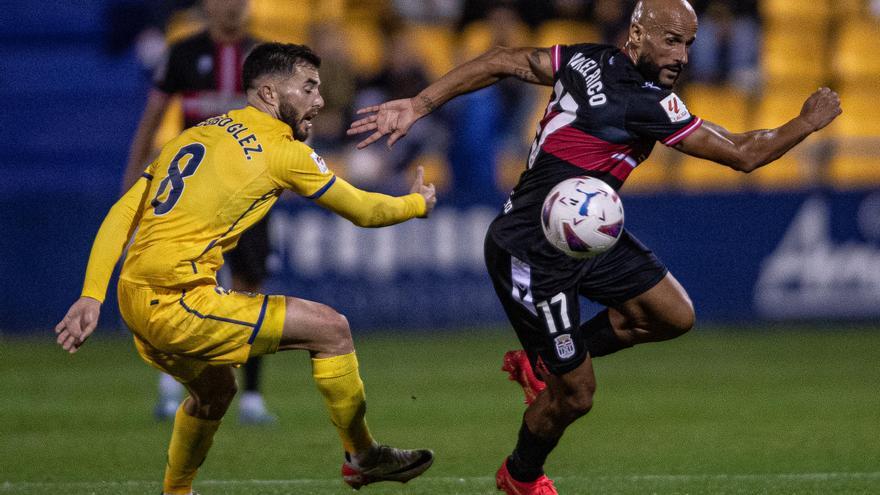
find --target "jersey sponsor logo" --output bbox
[554,334,576,359]
[660,93,691,123]
[567,52,607,107]
[642,81,662,91]
[310,152,328,174]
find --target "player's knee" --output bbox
[669,300,696,336]
[187,378,237,418]
[318,308,354,355]
[562,391,593,419]
[213,379,238,408]
[558,386,594,419]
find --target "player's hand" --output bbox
[347,98,420,150]
[54,297,101,354]
[799,87,842,132]
[409,166,437,217]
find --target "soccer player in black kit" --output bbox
[349,0,842,493]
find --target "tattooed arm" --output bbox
[414,46,554,112]
[348,47,554,149]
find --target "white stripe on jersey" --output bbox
[511,256,537,316]
[612,153,638,168]
[553,44,561,74]
[528,81,579,169]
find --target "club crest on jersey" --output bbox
[554,334,576,359]
[310,152,329,174]
[660,93,691,123]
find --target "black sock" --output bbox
[507,420,560,482]
[582,309,632,357]
[243,356,262,392]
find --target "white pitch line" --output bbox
[3,472,880,488]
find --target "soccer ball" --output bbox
[540,176,624,259]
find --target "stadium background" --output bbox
[1,1,879,494]
[2,0,879,332]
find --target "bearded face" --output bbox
[626,3,697,90]
[273,64,323,141]
[279,99,313,141]
[635,51,683,89]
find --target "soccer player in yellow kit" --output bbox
[54,43,436,495]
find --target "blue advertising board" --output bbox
[2,190,879,333]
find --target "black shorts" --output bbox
[225,215,270,287]
[484,230,668,375]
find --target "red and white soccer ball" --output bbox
[540,176,625,259]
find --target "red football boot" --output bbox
[501,350,547,405]
[495,458,558,495]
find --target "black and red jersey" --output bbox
[153,31,258,127]
[490,43,702,265]
[527,43,701,188]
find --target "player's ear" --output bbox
[629,22,644,46]
[257,81,276,106]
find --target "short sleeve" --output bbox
[625,91,703,146]
[551,43,607,79]
[268,139,336,198]
[551,44,580,77]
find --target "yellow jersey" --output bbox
[79,105,426,301]
[123,106,332,287]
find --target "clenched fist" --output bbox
[799,87,842,132]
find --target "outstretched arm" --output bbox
[348,46,554,149]
[55,177,151,353]
[314,166,437,227]
[676,87,842,172]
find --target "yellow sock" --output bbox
[163,403,221,495]
[312,352,375,454]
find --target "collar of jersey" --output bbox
[233,106,294,137]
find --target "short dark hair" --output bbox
[242,42,322,90]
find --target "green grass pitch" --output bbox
[2,326,879,494]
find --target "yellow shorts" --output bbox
[117,279,286,383]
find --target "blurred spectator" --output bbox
[307,20,357,150]
[593,0,638,45]
[106,0,198,71]
[550,0,593,21]
[458,0,590,29]
[350,21,448,191]
[393,0,462,25]
[689,0,762,92]
[448,5,536,206]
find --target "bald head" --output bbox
[631,0,697,29]
[626,0,698,88]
